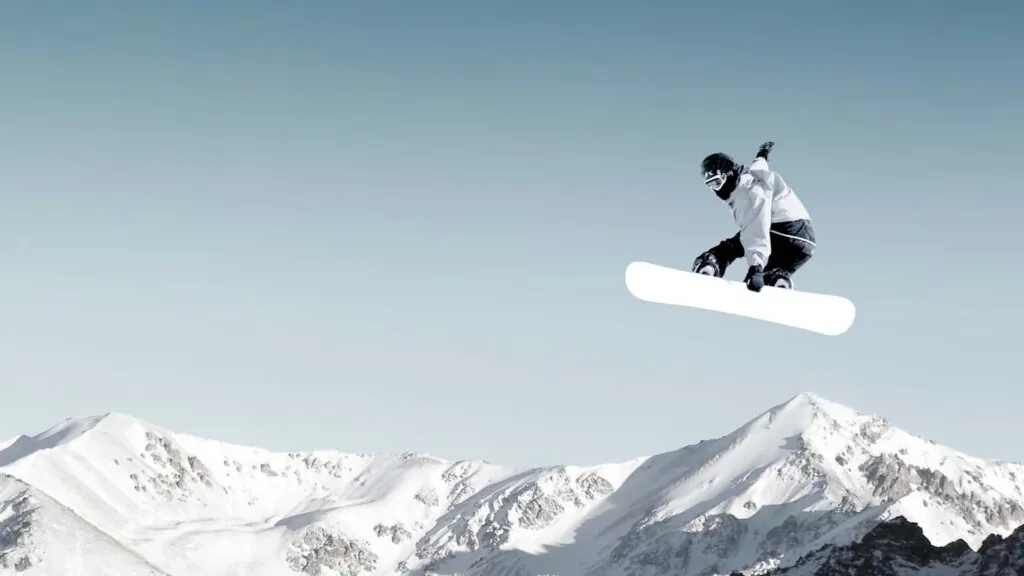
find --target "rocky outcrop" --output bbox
[860,453,1024,531]
[0,489,36,572]
[411,467,615,572]
[375,522,412,544]
[285,524,378,575]
[768,516,1024,575]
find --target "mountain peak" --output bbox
[781,390,834,408]
[773,391,874,425]
[0,412,164,468]
[727,391,885,455]
[0,413,105,467]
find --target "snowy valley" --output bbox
[1,392,1023,576]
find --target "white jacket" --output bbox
[726,157,811,268]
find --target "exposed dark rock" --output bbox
[767,516,1024,575]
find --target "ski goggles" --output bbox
[703,170,727,192]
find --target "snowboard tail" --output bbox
[624,261,856,336]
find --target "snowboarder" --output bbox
[691,141,816,292]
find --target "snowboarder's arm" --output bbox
[747,157,781,193]
[732,183,772,268]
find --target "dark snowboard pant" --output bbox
[707,219,816,283]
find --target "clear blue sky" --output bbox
[1,1,1021,468]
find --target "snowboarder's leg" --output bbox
[693,234,743,277]
[764,221,816,289]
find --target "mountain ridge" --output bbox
[762,514,1024,575]
[1,391,1022,576]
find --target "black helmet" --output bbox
[701,152,737,176]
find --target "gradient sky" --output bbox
[1,1,1021,468]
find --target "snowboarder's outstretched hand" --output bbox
[745,264,764,292]
[756,141,774,160]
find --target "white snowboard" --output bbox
[624,261,856,336]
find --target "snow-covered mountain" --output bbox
[767,515,1024,575]
[1,392,1022,576]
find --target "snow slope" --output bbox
[0,473,169,575]
[0,392,1022,576]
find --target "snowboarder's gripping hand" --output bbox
[756,141,774,160]
[744,264,764,292]
[692,252,723,277]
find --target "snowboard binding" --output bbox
[764,268,793,289]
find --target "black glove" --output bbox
[744,264,764,292]
[692,252,722,277]
[756,141,774,160]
